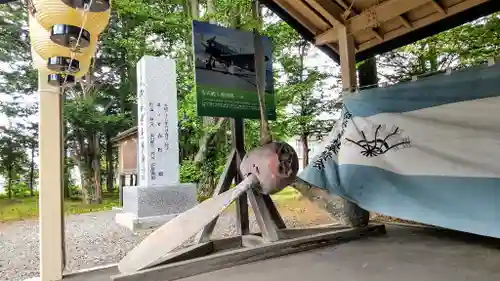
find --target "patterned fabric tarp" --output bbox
[298,62,500,238]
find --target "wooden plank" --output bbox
[195,149,237,243]
[349,0,430,30]
[111,224,386,281]
[274,0,321,35]
[279,225,349,239]
[358,0,488,51]
[118,175,257,274]
[247,189,280,242]
[212,236,243,251]
[316,28,338,45]
[406,1,440,21]
[64,237,242,280]
[242,235,267,248]
[284,0,331,31]
[315,0,431,44]
[150,242,215,267]
[304,0,345,26]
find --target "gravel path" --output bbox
[0,208,337,281]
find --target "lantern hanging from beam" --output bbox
[29,15,96,62]
[47,73,76,87]
[31,46,90,81]
[32,0,110,36]
[29,0,112,86]
[61,0,111,12]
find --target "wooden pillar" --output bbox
[337,27,370,227]
[338,25,357,92]
[38,71,65,280]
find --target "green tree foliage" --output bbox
[378,13,500,83]
[0,2,39,198]
[265,21,335,167]
[0,1,499,205]
[0,126,30,199]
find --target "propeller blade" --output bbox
[118,175,257,274]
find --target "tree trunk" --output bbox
[206,0,214,20]
[63,152,71,198]
[29,142,35,196]
[81,173,93,204]
[194,117,228,163]
[75,134,97,204]
[429,42,438,72]
[106,134,114,193]
[300,134,309,168]
[92,133,102,204]
[7,163,12,199]
[190,0,199,19]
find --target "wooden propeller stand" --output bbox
[196,118,287,244]
[110,125,386,280]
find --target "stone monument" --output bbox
[115,55,198,231]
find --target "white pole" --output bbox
[38,71,65,281]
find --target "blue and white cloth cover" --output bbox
[299,62,500,238]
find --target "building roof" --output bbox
[110,126,138,144]
[262,0,500,62]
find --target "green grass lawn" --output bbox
[270,186,301,202]
[0,195,120,222]
[0,187,302,223]
[224,186,302,212]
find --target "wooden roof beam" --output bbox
[332,0,353,18]
[274,0,321,35]
[304,0,345,26]
[399,14,412,28]
[356,0,490,52]
[332,0,384,43]
[315,0,431,45]
[430,0,447,15]
[286,0,331,31]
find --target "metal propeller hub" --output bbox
[240,141,299,195]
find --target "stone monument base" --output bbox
[115,183,198,232]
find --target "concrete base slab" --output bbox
[115,183,198,231]
[115,212,178,232]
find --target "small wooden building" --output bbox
[111,126,139,186]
